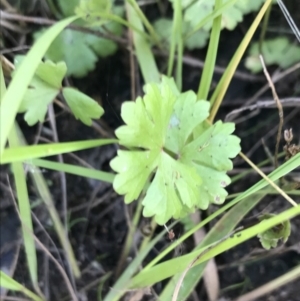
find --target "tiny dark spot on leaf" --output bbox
[220,181,227,187]
[215,195,220,203]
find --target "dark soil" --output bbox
[1,1,300,301]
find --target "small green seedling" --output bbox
[13,56,104,126]
[110,76,241,225]
[257,213,291,250]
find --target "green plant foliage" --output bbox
[158,0,265,50]
[63,87,104,125]
[57,0,80,16]
[75,0,112,25]
[34,19,122,77]
[257,213,291,250]
[13,56,66,125]
[182,0,265,31]
[13,56,104,126]
[245,37,300,73]
[153,18,209,50]
[33,0,123,77]
[110,77,241,225]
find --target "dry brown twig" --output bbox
[259,55,283,169]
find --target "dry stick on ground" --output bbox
[242,109,299,163]
[244,62,300,107]
[6,177,79,301]
[239,152,298,207]
[259,55,284,170]
[225,97,300,122]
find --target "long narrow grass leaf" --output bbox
[0,16,78,157]
[0,271,43,301]
[125,2,160,83]
[160,192,267,300]
[129,205,300,288]
[198,0,223,100]
[209,0,272,122]
[103,222,176,301]
[1,139,117,164]
[31,158,115,183]
[14,125,81,278]
[9,124,38,290]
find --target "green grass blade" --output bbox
[129,205,300,288]
[0,16,78,157]
[125,2,160,83]
[31,158,114,183]
[29,161,81,278]
[209,0,272,122]
[8,124,38,290]
[142,152,300,272]
[172,0,183,91]
[167,0,183,91]
[1,139,117,164]
[129,153,299,289]
[197,0,223,101]
[126,0,161,46]
[160,191,267,300]
[103,222,176,301]
[14,125,81,278]
[3,70,38,293]
[0,271,43,301]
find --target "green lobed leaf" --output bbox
[75,0,112,25]
[35,58,67,89]
[245,37,300,73]
[34,28,97,78]
[153,18,209,50]
[62,87,104,126]
[183,0,265,32]
[110,76,241,224]
[257,213,291,250]
[33,4,123,78]
[13,56,66,125]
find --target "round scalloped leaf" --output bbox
[110,76,241,224]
